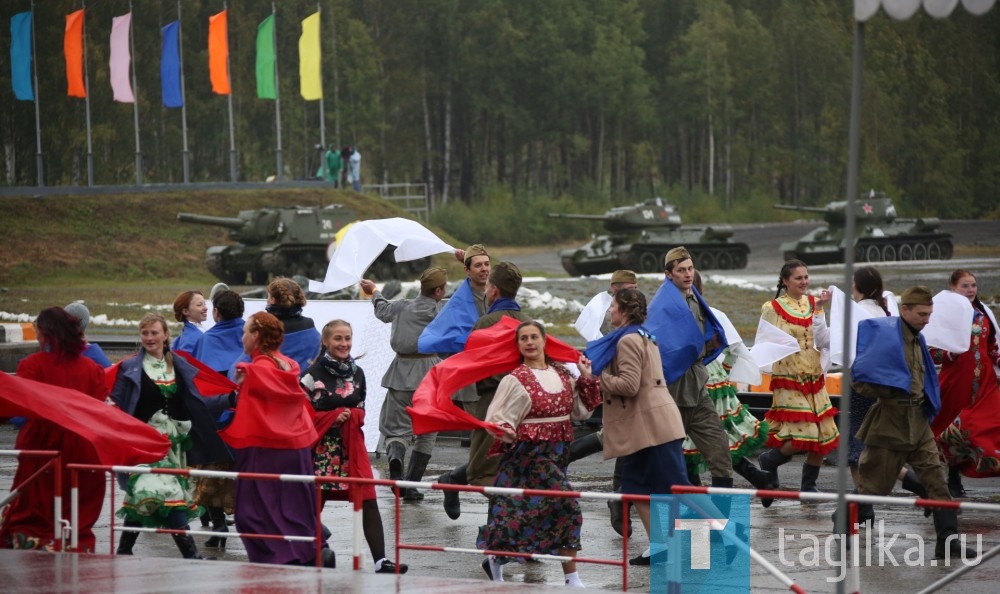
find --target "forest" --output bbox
[1,0,998,219]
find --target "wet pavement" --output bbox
[2,424,999,592]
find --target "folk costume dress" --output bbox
[116,355,202,527]
[932,302,1000,477]
[477,364,601,558]
[301,354,377,503]
[0,352,107,552]
[760,294,839,455]
[683,348,770,473]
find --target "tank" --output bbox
[774,191,953,265]
[178,205,429,285]
[548,198,751,276]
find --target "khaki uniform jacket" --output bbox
[600,333,686,459]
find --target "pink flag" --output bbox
[109,13,134,103]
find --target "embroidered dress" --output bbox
[683,349,769,472]
[933,305,1000,477]
[760,295,840,455]
[477,364,601,558]
[117,355,201,526]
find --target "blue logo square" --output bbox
[649,493,751,594]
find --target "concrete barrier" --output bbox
[0,323,35,344]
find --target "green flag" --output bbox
[256,14,277,100]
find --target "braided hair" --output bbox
[774,259,808,300]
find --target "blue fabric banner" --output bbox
[10,12,34,101]
[646,282,726,384]
[160,21,183,108]
[418,279,481,354]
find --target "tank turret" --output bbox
[178,204,429,285]
[774,190,952,264]
[548,198,750,276]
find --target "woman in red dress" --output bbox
[931,269,1000,496]
[0,307,108,552]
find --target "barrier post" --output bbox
[621,493,629,591]
[351,482,362,570]
[52,455,62,552]
[314,482,324,568]
[70,466,79,552]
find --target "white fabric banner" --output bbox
[922,290,974,353]
[750,317,800,373]
[573,291,612,341]
[309,218,454,294]
[109,13,135,103]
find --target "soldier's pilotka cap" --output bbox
[420,267,448,291]
[490,261,523,296]
[464,244,489,263]
[900,285,934,306]
[610,270,637,285]
[664,246,692,268]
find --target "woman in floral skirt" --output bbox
[478,321,601,587]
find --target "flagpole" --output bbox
[225,1,237,182]
[82,1,94,186]
[30,0,43,187]
[317,3,326,151]
[330,4,340,149]
[177,0,190,183]
[129,1,142,185]
[272,2,283,181]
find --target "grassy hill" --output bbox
[1,187,461,286]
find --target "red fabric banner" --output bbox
[407,316,582,435]
[0,373,169,467]
[64,9,85,98]
[208,10,230,95]
[220,362,317,449]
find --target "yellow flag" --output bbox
[299,12,322,100]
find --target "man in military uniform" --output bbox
[437,262,533,519]
[455,244,491,316]
[360,267,448,501]
[848,286,977,561]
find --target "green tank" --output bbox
[774,191,953,264]
[177,205,429,285]
[548,198,751,276]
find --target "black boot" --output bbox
[569,432,603,463]
[733,457,775,491]
[439,464,467,520]
[204,506,228,549]
[757,449,791,508]
[172,532,205,559]
[947,467,967,498]
[116,525,140,555]
[402,451,431,501]
[900,469,933,517]
[933,509,979,561]
[386,441,406,495]
[800,463,822,498]
[831,501,875,543]
[609,457,632,537]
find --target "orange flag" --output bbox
[64,9,85,98]
[208,9,230,95]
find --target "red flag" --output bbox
[64,9,85,98]
[208,10,230,95]
[407,317,582,435]
[220,362,317,449]
[0,373,169,467]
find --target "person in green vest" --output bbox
[324,144,343,186]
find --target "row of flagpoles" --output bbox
[8,1,328,188]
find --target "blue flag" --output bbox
[418,279,481,354]
[161,21,183,108]
[853,316,940,420]
[10,12,33,101]
[646,282,725,384]
[585,324,642,376]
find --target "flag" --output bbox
[65,10,86,98]
[208,9,230,95]
[645,282,725,384]
[160,21,182,108]
[109,13,135,103]
[10,11,34,101]
[256,14,276,100]
[299,12,322,100]
[417,278,480,354]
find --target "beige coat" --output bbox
[600,333,686,459]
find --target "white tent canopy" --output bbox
[856,0,997,21]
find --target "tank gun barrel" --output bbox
[177,213,245,229]
[772,204,827,214]
[547,213,608,221]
